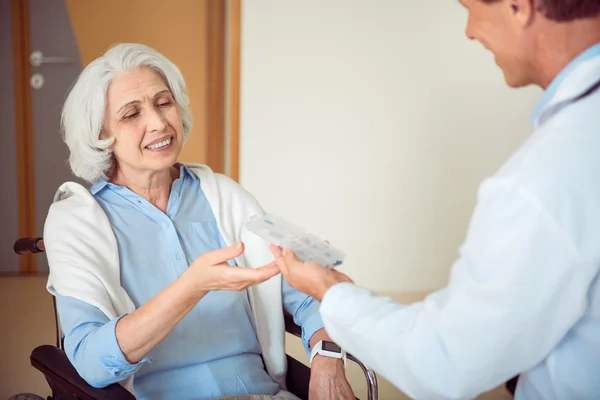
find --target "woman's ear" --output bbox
[99,130,115,153]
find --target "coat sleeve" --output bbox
[319,181,596,399]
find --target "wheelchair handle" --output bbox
[14,237,45,254]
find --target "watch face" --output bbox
[322,341,341,353]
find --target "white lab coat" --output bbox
[320,52,600,399]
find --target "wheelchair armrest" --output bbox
[30,345,135,400]
[284,311,302,338]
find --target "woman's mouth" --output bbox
[145,136,173,151]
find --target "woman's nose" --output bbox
[146,107,167,132]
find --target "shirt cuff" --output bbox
[299,303,325,356]
[97,314,152,377]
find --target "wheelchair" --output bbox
[14,237,378,400]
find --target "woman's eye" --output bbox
[123,112,139,120]
[157,101,172,108]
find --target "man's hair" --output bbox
[481,0,600,22]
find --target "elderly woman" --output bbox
[44,43,354,400]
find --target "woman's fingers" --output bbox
[219,263,280,287]
[254,262,281,282]
[190,244,284,291]
[197,242,245,266]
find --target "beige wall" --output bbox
[239,0,542,292]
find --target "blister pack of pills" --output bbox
[245,214,345,268]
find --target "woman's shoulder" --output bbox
[184,163,265,217]
[185,163,249,196]
[45,181,111,240]
[48,182,98,216]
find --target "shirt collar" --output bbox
[531,42,600,123]
[90,178,108,195]
[89,163,197,195]
[180,164,198,182]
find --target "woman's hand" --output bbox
[183,242,280,296]
[117,242,279,363]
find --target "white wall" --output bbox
[239,0,542,292]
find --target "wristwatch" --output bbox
[310,340,347,367]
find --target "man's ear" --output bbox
[511,0,536,27]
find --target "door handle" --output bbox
[30,50,75,67]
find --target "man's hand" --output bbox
[270,244,353,302]
[309,356,355,400]
[308,329,355,400]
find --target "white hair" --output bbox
[61,43,193,183]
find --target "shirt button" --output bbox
[176,253,183,260]
[162,222,169,229]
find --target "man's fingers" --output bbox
[270,243,283,258]
[282,248,301,266]
[274,248,305,278]
[270,244,293,275]
[274,256,289,275]
[199,242,245,266]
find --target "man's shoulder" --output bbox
[500,104,600,186]
[487,117,600,241]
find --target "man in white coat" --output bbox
[271,0,600,399]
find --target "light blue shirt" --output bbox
[531,42,600,122]
[55,165,324,399]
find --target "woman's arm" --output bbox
[115,274,204,363]
[59,242,279,388]
[121,242,283,360]
[57,295,147,388]
[116,242,279,362]
[56,272,207,387]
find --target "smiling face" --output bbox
[103,67,184,179]
[460,0,537,88]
